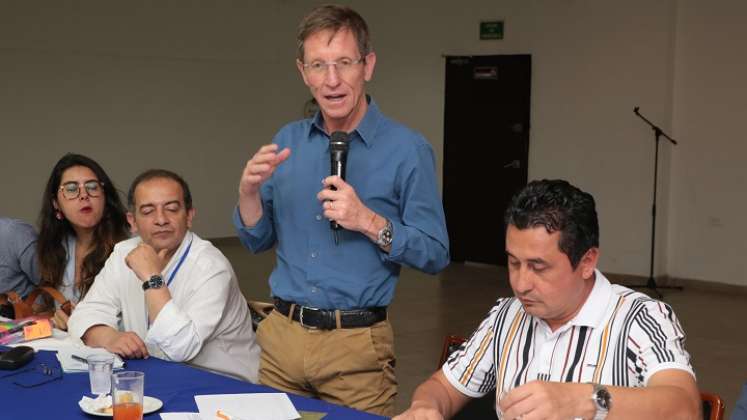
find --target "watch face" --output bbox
[378,221,393,246]
[143,275,164,290]
[596,388,611,409]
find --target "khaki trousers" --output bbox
[256,309,397,417]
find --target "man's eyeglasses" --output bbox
[58,180,104,200]
[302,57,365,76]
[0,363,63,388]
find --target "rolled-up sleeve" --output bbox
[232,187,276,254]
[384,143,449,274]
[68,257,122,341]
[145,263,231,362]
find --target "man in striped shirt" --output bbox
[395,180,700,419]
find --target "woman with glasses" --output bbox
[36,153,129,330]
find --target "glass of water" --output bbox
[87,354,114,395]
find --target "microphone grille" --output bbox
[330,131,349,151]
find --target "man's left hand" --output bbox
[317,176,375,233]
[499,381,594,420]
[125,243,170,282]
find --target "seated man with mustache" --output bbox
[395,179,700,420]
[69,169,260,383]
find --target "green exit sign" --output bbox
[480,21,504,40]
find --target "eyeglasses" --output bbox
[302,57,365,77]
[0,363,63,388]
[58,180,104,200]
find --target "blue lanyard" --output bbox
[166,236,193,287]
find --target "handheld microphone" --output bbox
[329,131,349,232]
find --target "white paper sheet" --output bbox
[57,346,125,372]
[195,393,300,420]
[160,414,203,420]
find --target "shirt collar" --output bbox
[165,231,193,272]
[308,95,380,149]
[566,269,613,328]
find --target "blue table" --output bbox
[0,348,386,419]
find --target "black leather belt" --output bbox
[273,298,387,330]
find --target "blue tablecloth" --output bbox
[0,348,386,419]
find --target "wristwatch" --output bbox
[375,219,393,247]
[142,274,164,291]
[590,383,612,420]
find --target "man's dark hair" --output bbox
[504,179,599,269]
[127,169,192,210]
[296,4,371,61]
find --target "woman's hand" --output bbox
[52,302,75,331]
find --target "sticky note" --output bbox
[24,319,52,340]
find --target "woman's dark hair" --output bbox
[37,153,129,300]
[504,179,599,269]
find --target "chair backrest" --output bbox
[701,391,725,420]
[439,335,467,367]
[246,300,274,331]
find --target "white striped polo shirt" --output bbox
[442,270,695,398]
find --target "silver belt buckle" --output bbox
[299,305,319,329]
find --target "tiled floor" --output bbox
[218,239,746,418]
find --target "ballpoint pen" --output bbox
[71,354,89,364]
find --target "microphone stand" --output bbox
[629,107,681,299]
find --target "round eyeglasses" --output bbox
[58,180,104,200]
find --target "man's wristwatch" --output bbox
[590,383,612,420]
[375,219,393,248]
[142,274,164,291]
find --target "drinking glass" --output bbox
[111,371,144,420]
[87,354,113,395]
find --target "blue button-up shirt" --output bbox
[0,217,40,298]
[233,99,449,309]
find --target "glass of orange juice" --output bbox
[111,371,144,420]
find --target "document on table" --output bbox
[56,346,125,372]
[160,414,202,420]
[195,393,300,420]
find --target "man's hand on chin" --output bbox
[125,243,170,281]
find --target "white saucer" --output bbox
[79,396,163,417]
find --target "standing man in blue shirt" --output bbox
[233,4,449,416]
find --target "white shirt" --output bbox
[68,232,260,383]
[443,270,694,398]
[59,235,80,304]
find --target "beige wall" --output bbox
[0,1,743,286]
[669,0,747,286]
